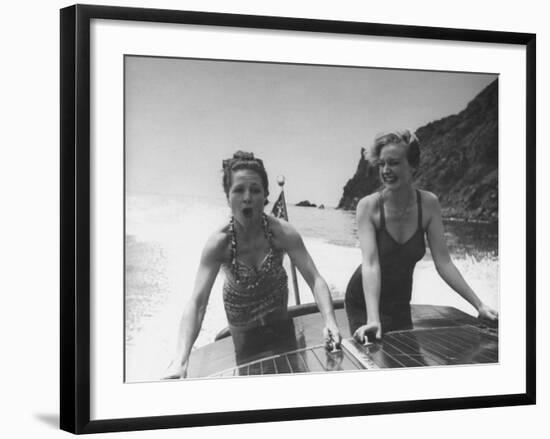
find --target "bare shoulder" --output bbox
[356,193,379,223]
[417,189,442,227]
[202,225,231,263]
[358,193,379,212]
[418,189,439,203]
[418,189,441,211]
[266,215,301,249]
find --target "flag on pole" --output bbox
[271,191,288,220]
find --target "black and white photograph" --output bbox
[124,56,500,383]
[55,2,538,434]
[3,0,548,434]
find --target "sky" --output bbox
[125,56,496,207]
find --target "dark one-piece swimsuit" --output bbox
[345,190,426,334]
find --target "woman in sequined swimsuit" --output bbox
[345,130,498,343]
[164,151,341,379]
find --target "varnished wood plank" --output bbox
[300,349,326,372]
[380,337,428,367]
[249,362,262,375]
[444,335,498,364]
[442,328,499,363]
[400,328,496,366]
[476,341,499,362]
[379,345,425,367]
[237,364,249,376]
[341,347,368,370]
[261,358,276,375]
[424,328,475,352]
[408,331,460,358]
[442,327,499,362]
[428,329,494,363]
[385,334,437,367]
[430,328,472,350]
[186,337,238,377]
[412,305,480,329]
[398,331,456,365]
[311,347,344,372]
[337,350,365,371]
[297,350,310,372]
[473,350,499,363]
[428,328,498,363]
[365,343,408,368]
[389,333,443,366]
[274,355,291,374]
[311,347,359,372]
[287,352,307,373]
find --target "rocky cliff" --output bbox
[337,147,381,210]
[337,79,498,222]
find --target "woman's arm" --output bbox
[355,197,383,341]
[163,234,223,379]
[277,220,341,348]
[425,192,498,321]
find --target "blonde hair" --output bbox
[371,129,420,167]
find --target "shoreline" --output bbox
[336,205,498,225]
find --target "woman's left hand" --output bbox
[162,360,188,380]
[477,303,498,322]
[323,324,342,352]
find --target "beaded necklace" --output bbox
[229,213,274,289]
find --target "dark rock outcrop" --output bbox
[296,200,317,208]
[337,147,381,210]
[337,79,498,222]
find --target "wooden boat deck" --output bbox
[186,303,498,378]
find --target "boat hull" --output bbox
[186,302,498,378]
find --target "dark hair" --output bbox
[371,129,421,168]
[222,151,269,204]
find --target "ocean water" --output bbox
[125,194,499,382]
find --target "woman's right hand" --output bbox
[477,303,498,323]
[162,360,188,380]
[353,321,382,344]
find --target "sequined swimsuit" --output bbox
[345,190,426,333]
[221,216,289,330]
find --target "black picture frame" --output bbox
[60,4,536,434]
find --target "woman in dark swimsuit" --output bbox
[164,151,341,379]
[345,130,498,342]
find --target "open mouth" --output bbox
[383,174,397,184]
[242,207,253,218]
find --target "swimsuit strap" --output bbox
[379,192,386,230]
[416,189,423,230]
[262,213,275,247]
[228,217,238,276]
[229,213,272,253]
